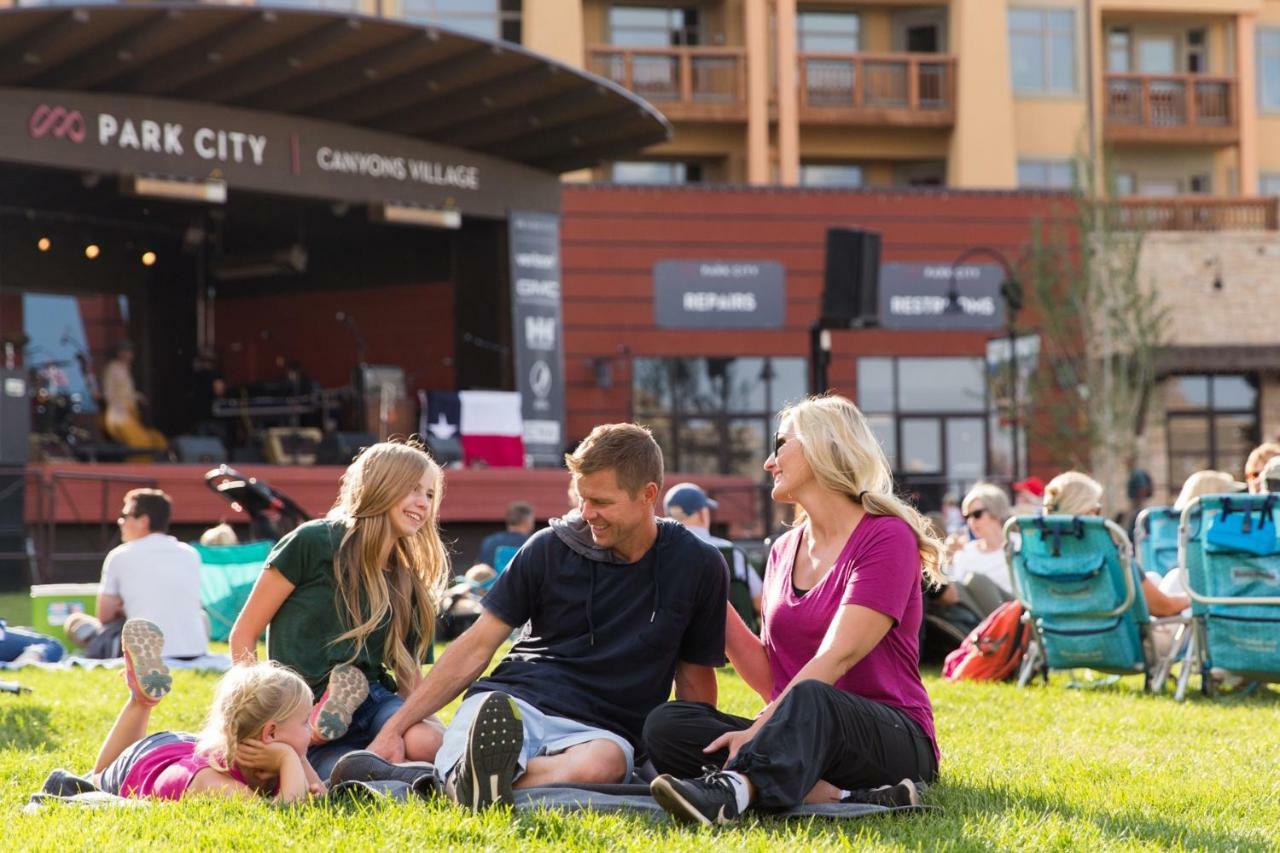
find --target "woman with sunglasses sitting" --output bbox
[939,482,1015,619]
[642,394,941,825]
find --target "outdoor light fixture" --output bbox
[84,244,100,259]
[121,174,227,204]
[141,251,157,267]
[370,203,461,229]
[36,237,50,252]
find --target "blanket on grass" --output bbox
[28,772,931,820]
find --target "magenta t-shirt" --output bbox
[760,514,938,758]
[121,740,259,800]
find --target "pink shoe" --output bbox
[121,619,170,705]
[309,665,368,743]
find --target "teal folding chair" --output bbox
[1004,514,1187,690]
[196,541,271,643]
[1134,506,1181,577]
[1179,493,1280,699]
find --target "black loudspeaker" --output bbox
[822,228,882,327]
[0,368,31,464]
[317,432,378,466]
[0,473,28,591]
[173,435,228,464]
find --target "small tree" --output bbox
[1023,158,1170,508]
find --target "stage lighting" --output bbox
[84,244,100,259]
[37,237,50,252]
[142,251,157,267]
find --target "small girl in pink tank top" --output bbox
[89,619,323,803]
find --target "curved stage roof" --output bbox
[0,3,671,173]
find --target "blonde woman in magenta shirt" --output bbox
[646,394,943,825]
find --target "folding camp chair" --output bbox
[1134,506,1181,577]
[1179,493,1280,700]
[196,541,272,643]
[1004,515,1188,691]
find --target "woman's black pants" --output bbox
[643,679,938,811]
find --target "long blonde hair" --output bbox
[781,394,945,583]
[197,661,311,773]
[1042,471,1104,515]
[326,438,448,691]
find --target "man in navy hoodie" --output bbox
[368,423,727,809]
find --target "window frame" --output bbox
[1260,28,1280,113]
[1017,158,1076,189]
[1009,6,1079,96]
[1164,373,1260,485]
[400,0,522,42]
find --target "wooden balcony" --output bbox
[797,52,956,126]
[1104,73,1238,144]
[587,45,747,121]
[1108,197,1278,231]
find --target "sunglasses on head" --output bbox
[963,508,986,521]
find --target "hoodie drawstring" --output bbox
[587,563,597,646]
[651,546,660,623]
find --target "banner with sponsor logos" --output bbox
[1,87,559,217]
[508,210,566,467]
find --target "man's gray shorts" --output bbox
[434,692,634,782]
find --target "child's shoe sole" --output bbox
[310,665,369,743]
[121,619,170,704]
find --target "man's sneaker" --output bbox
[650,769,743,826]
[309,664,369,743]
[841,778,923,808]
[120,619,170,705]
[449,692,523,810]
[329,750,436,788]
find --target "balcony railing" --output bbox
[1105,73,1238,143]
[798,52,956,126]
[1108,197,1278,232]
[587,45,747,121]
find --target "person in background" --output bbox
[1042,472,1188,619]
[1116,469,1154,541]
[664,482,763,630]
[199,523,239,548]
[101,340,167,454]
[1262,456,1280,495]
[474,501,535,571]
[1010,476,1045,518]
[941,482,1014,618]
[940,494,964,535]
[0,619,65,665]
[1244,443,1280,494]
[67,489,207,661]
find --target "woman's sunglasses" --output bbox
[962,508,986,521]
[772,433,791,456]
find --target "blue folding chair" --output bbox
[1134,506,1181,577]
[1179,493,1280,699]
[1004,514,1187,690]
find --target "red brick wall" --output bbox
[560,184,1075,477]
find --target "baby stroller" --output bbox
[198,466,312,641]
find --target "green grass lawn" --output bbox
[3,645,1279,852]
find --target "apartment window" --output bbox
[857,357,990,508]
[608,5,700,47]
[1186,29,1207,74]
[252,0,361,9]
[1188,174,1211,194]
[799,163,864,187]
[1009,8,1077,94]
[1108,28,1131,72]
[1017,159,1075,189]
[610,161,701,184]
[1262,173,1280,195]
[632,357,808,479]
[1166,375,1259,485]
[401,0,522,42]
[798,11,860,53]
[1113,172,1136,195]
[1261,29,1280,112]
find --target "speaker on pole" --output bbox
[821,228,882,327]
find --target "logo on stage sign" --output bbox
[29,105,85,142]
[529,360,553,401]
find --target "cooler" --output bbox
[30,583,99,642]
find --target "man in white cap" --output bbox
[663,482,762,632]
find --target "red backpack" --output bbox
[942,600,1030,682]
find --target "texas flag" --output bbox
[422,390,524,468]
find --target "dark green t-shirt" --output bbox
[265,519,400,699]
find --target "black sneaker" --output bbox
[841,778,923,808]
[650,769,743,826]
[329,750,436,789]
[449,692,523,810]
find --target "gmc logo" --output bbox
[29,104,86,143]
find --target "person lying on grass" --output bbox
[86,619,324,803]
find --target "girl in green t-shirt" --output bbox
[231,439,450,779]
